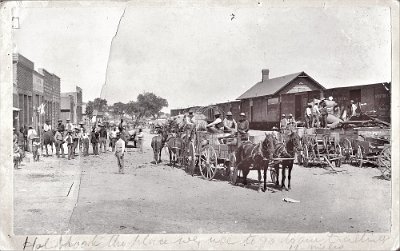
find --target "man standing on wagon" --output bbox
[237,112,250,141]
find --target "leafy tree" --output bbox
[112,102,126,116]
[125,101,140,121]
[85,101,94,119]
[93,98,108,112]
[136,92,168,118]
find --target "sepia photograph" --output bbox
[0,0,399,250]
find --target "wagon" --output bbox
[334,127,391,176]
[301,128,344,168]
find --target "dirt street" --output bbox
[14,129,391,235]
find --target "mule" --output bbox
[273,131,303,190]
[151,129,169,164]
[235,133,275,192]
[42,130,55,157]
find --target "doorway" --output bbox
[295,95,302,120]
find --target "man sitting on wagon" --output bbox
[237,112,250,141]
[206,111,224,134]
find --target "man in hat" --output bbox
[320,100,328,128]
[54,127,65,158]
[280,114,288,132]
[223,111,237,134]
[13,128,18,144]
[18,127,25,158]
[91,127,100,156]
[312,100,320,128]
[81,128,90,156]
[66,119,74,132]
[305,104,312,128]
[114,132,126,174]
[350,100,358,117]
[64,130,74,160]
[32,136,41,162]
[185,110,196,126]
[287,114,296,132]
[27,125,37,152]
[98,123,108,153]
[43,119,52,132]
[271,126,283,143]
[206,111,224,133]
[72,127,81,156]
[57,119,65,135]
[237,112,249,141]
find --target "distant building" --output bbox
[60,93,75,123]
[38,68,61,128]
[61,86,83,124]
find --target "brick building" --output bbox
[13,54,34,129]
[38,68,61,128]
[13,53,61,130]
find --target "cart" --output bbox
[302,129,343,168]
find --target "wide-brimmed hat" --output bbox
[58,119,62,122]
[28,125,33,129]
[79,121,84,125]
[214,111,221,116]
[240,112,246,116]
[288,113,293,117]
[45,119,50,122]
[226,111,233,116]
[282,114,286,117]
[272,126,278,131]
[66,119,70,121]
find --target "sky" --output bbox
[13,2,391,112]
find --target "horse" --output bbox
[42,130,55,157]
[165,136,184,167]
[273,131,303,190]
[235,133,275,192]
[150,128,169,164]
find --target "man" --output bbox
[99,123,107,153]
[13,128,18,144]
[185,111,196,126]
[320,101,328,128]
[223,111,237,133]
[312,101,321,128]
[72,127,80,156]
[350,100,358,117]
[91,128,100,156]
[115,132,126,174]
[305,104,312,128]
[78,121,85,151]
[206,111,224,133]
[271,126,283,143]
[65,119,74,132]
[57,119,65,136]
[280,114,288,132]
[109,126,118,152]
[81,129,90,156]
[27,125,37,152]
[43,119,52,132]
[54,128,65,158]
[287,114,296,132]
[136,128,144,153]
[237,112,249,141]
[64,130,74,160]
[18,127,25,158]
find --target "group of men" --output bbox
[184,110,250,141]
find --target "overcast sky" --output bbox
[13,2,391,111]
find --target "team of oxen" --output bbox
[151,116,303,192]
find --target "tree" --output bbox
[136,92,168,118]
[85,101,94,119]
[125,101,140,121]
[93,98,108,112]
[111,102,126,117]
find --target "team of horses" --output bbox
[151,120,303,192]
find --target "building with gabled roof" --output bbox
[236,69,326,129]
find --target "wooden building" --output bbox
[237,69,325,130]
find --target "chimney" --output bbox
[262,69,269,81]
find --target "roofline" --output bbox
[273,71,326,95]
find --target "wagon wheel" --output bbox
[334,143,342,167]
[356,145,363,168]
[228,153,239,184]
[199,145,218,180]
[185,142,196,176]
[303,144,310,167]
[378,145,391,179]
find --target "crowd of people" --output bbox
[281,97,360,131]
[13,118,145,172]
